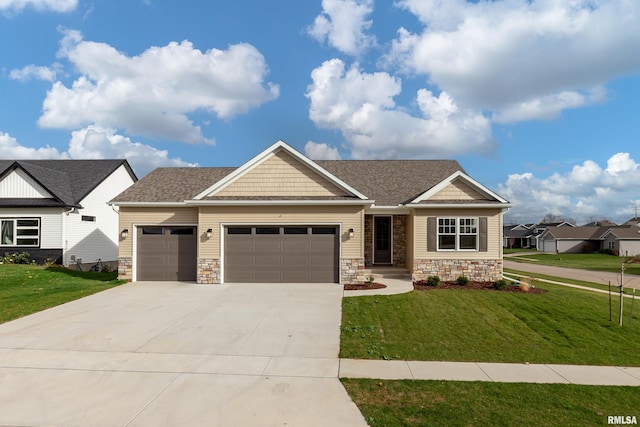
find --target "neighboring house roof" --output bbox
[602,227,640,240]
[0,160,137,208]
[110,141,509,207]
[582,220,618,227]
[541,225,633,240]
[503,226,531,239]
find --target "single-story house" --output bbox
[601,227,640,257]
[0,160,137,265]
[538,225,638,255]
[109,141,511,284]
[503,224,535,248]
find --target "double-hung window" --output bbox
[0,218,40,247]
[437,217,478,251]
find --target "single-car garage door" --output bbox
[137,226,197,281]
[224,225,339,283]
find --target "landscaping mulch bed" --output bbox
[413,281,547,294]
[344,282,387,290]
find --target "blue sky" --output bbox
[1,0,640,225]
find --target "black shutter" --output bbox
[479,217,488,252]
[427,217,436,252]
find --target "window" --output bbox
[170,227,194,235]
[284,227,307,235]
[312,227,336,234]
[608,241,615,250]
[256,227,280,235]
[142,227,163,235]
[81,215,96,222]
[1,218,40,247]
[227,227,252,235]
[437,217,478,251]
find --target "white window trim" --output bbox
[436,217,479,252]
[0,218,41,247]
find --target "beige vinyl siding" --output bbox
[412,208,503,259]
[199,205,364,259]
[214,150,349,197]
[118,207,198,257]
[430,179,485,201]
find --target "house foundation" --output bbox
[412,259,503,282]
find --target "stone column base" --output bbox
[197,258,221,284]
[117,257,133,281]
[341,258,366,284]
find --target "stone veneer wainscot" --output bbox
[118,257,133,281]
[412,259,503,282]
[341,258,366,284]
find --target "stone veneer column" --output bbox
[364,215,373,267]
[197,258,221,284]
[341,258,366,284]
[412,259,503,282]
[392,215,407,267]
[117,257,133,281]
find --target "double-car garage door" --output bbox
[225,225,339,283]
[136,224,339,283]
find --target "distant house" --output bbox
[601,227,640,257]
[0,160,137,266]
[503,224,534,248]
[539,224,640,255]
[533,222,575,251]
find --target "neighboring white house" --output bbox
[0,160,137,266]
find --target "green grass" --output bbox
[505,252,640,275]
[340,284,640,366]
[342,379,640,427]
[505,268,637,295]
[0,264,125,323]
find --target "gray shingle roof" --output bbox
[0,160,136,207]
[110,160,475,206]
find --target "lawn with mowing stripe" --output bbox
[0,264,125,324]
[342,379,640,427]
[340,283,640,366]
[505,252,640,275]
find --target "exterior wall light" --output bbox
[121,229,129,239]
[348,228,354,238]
[206,228,213,238]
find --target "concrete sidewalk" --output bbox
[339,359,640,386]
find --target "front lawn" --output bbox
[342,379,640,427]
[0,264,125,323]
[505,252,640,275]
[340,283,640,366]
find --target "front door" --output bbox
[373,216,392,264]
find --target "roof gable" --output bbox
[0,160,135,207]
[410,171,509,205]
[0,167,53,198]
[194,140,367,200]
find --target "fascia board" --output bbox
[409,203,512,209]
[184,199,374,206]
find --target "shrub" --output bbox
[426,276,440,287]
[456,276,469,286]
[2,252,31,264]
[493,279,510,290]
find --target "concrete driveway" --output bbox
[0,282,367,426]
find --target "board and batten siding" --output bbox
[199,205,364,259]
[412,208,503,259]
[0,208,63,249]
[0,168,52,198]
[214,151,349,198]
[118,207,199,258]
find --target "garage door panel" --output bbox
[137,227,196,281]
[224,225,338,283]
[254,239,282,251]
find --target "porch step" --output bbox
[364,267,412,280]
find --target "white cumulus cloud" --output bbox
[308,0,376,56]
[306,59,495,159]
[38,29,279,144]
[0,128,194,177]
[388,0,640,121]
[304,141,341,160]
[0,0,76,12]
[9,65,58,82]
[500,153,640,224]
[0,131,67,159]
